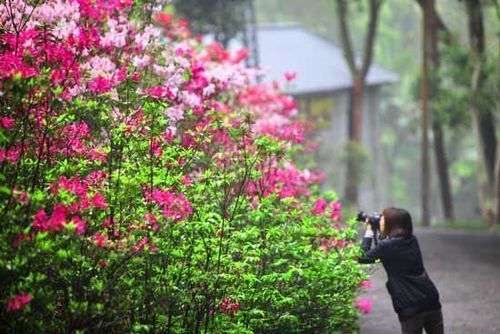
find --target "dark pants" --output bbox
[400,309,444,334]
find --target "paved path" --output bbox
[359,228,500,334]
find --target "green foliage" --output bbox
[341,140,370,186]
[173,0,248,46]
[0,79,366,334]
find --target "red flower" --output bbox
[6,293,32,312]
[219,297,240,316]
[155,13,174,27]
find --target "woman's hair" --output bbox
[382,207,413,237]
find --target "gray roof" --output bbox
[225,23,399,96]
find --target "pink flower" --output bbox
[320,239,329,252]
[311,199,328,216]
[355,298,372,314]
[231,48,249,64]
[6,148,20,163]
[33,209,48,231]
[330,200,342,212]
[149,189,193,222]
[6,293,32,312]
[131,237,149,255]
[0,117,15,128]
[144,213,158,230]
[48,204,69,231]
[93,233,108,248]
[155,13,174,26]
[284,71,297,82]
[219,297,240,316]
[71,215,86,235]
[330,211,342,221]
[331,238,347,248]
[150,138,163,157]
[89,149,107,163]
[330,200,342,221]
[0,54,37,80]
[182,174,192,187]
[33,204,70,232]
[359,280,372,290]
[88,76,113,94]
[91,193,108,209]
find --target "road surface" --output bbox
[359,228,500,334]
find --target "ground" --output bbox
[359,228,500,334]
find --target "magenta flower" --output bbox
[91,193,108,209]
[93,233,109,248]
[71,215,86,235]
[359,280,372,289]
[284,71,297,82]
[0,117,15,129]
[6,293,32,312]
[331,238,347,249]
[355,298,373,314]
[311,199,328,216]
[88,76,113,94]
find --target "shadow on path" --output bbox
[359,228,500,334]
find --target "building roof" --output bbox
[226,23,399,96]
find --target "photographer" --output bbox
[359,207,444,334]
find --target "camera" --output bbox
[357,211,381,231]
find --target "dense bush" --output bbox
[0,1,367,332]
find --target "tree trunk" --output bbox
[344,75,364,205]
[336,0,382,207]
[478,113,497,185]
[352,75,363,143]
[420,0,432,227]
[494,141,500,225]
[425,0,454,222]
[344,147,358,207]
[432,121,454,221]
[465,0,498,225]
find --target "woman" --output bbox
[359,207,444,334]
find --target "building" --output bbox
[230,23,399,209]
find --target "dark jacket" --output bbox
[359,234,441,321]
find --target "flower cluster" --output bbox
[219,297,240,316]
[0,0,366,331]
[148,189,193,222]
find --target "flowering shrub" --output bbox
[0,1,367,332]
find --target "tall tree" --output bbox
[335,0,384,206]
[415,0,455,222]
[420,0,433,226]
[464,0,499,225]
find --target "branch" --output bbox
[415,0,451,39]
[361,0,383,78]
[336,0,357,74]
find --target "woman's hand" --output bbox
[365,219,372,231]
[363,219,375,238]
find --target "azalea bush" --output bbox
[0,1,368,333]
